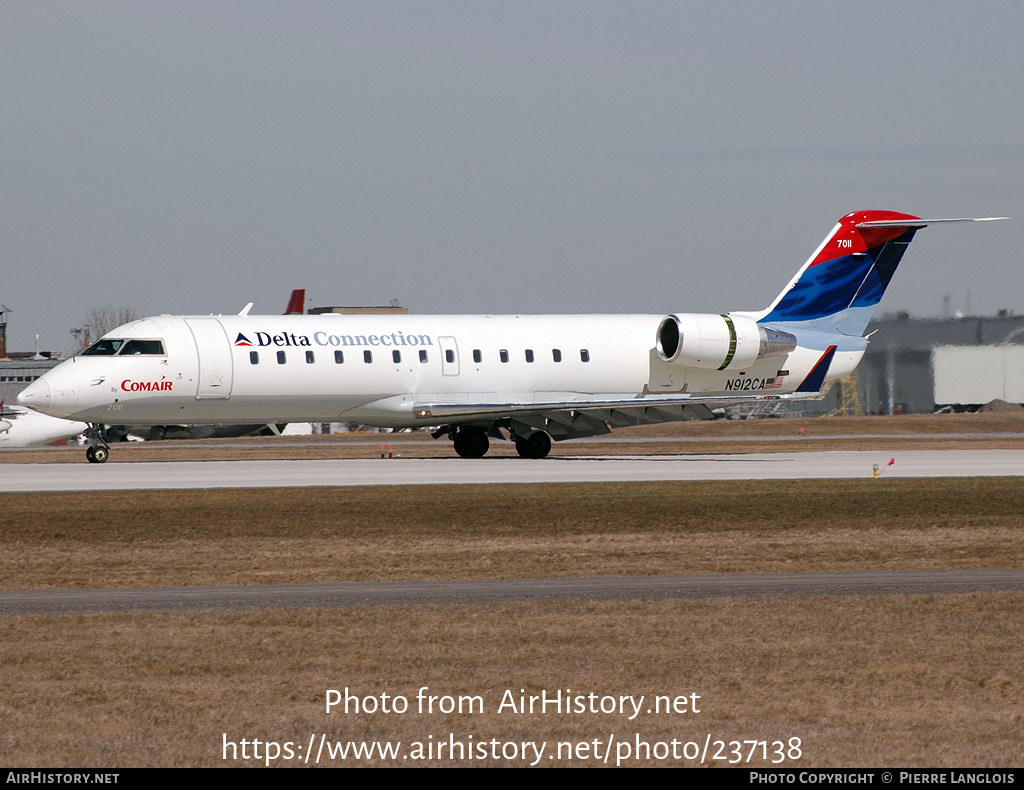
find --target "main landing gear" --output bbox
[452,427,490,459]
[84,424,111,464]
[436,425,552,459]
[514,431,552,459]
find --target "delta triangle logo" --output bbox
[234,333,254,347]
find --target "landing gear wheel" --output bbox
[86,446,108,464]
[515,430,552,459]
[453,427,489,458]
[84,423,111,464]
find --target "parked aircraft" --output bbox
[0,403,87,448]
[18,211,1006,462]
[283,288,306,315]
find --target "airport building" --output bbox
[0,360,62,408]
[0,305,63,406]
[813,311,1024,416]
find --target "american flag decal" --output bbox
[765,376,784,389]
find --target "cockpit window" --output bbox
[120,339,166,356]
[81,339,125,356]
[80,338,166,356]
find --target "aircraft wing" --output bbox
[409,394,802,440]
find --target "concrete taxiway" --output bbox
[3,449,1024,492]
[3,570,1022,614]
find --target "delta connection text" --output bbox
[237,330,435,349]
[325,686,701,719]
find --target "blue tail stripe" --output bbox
[760,228,917,326]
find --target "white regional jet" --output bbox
[17,211,1006,463]
[0,404,87,448]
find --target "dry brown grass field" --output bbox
[2,594,1022,767]
[2,479,1023,590]
[2,416,1023,767]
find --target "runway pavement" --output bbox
[3,570,1022,614]
[3,449,1024,492]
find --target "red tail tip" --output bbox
[284,289,306,315]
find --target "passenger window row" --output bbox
[250,349,422,365]
[249,348,591,366]
[475,348,588,364]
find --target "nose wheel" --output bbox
[86,445,109,464]
[84,424,111,464]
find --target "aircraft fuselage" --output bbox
[21,312,860,427]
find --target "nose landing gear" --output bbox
[84,424,111,464]
[85,445,109,464]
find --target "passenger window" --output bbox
[306,350,315,364]
[250,351,259,365]
[364,350,373,363]
[335,350,344,364]
[392,350,401,363]
[277,351,286,364]
[419,350,428,363]
[552,349,562,362]
[525,349,534,363]
[473,349,482,363]
[581,349,590,362]
[446,349,455,364]
[500,349,509,363]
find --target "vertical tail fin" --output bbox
[284,289,306,315]
[756,212,1006,337]
[757,211,921,336]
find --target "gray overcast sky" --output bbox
[1,1,1020,351]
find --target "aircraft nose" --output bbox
[17,378,51,413]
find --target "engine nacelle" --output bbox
[655,313,797,371]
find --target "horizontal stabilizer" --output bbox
[856,217,1009,229]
